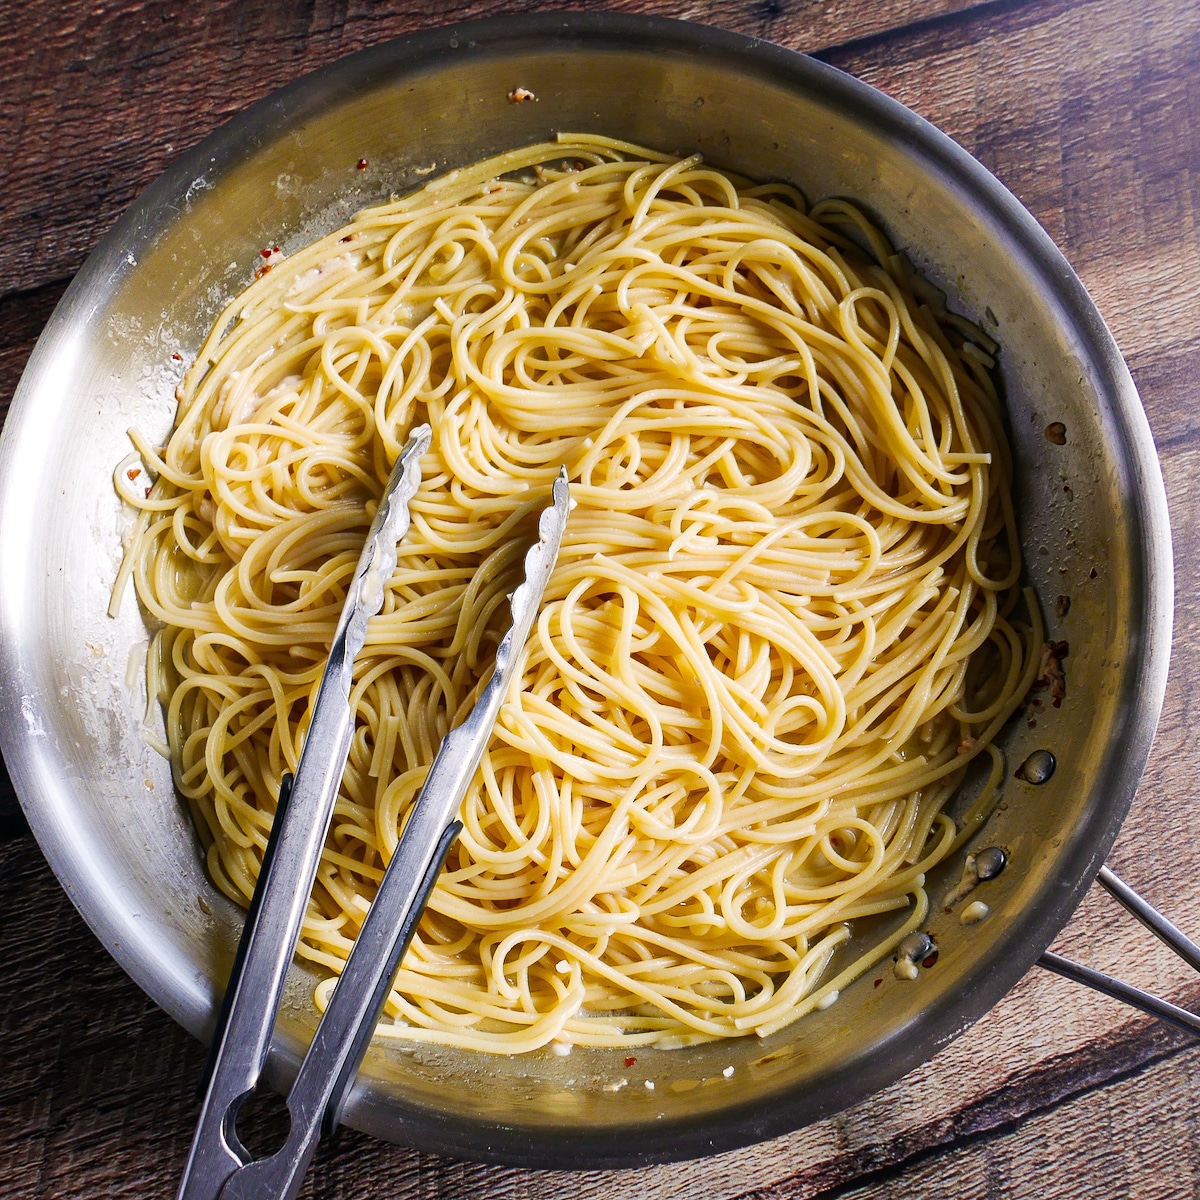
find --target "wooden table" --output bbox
[3,1,1199,1195]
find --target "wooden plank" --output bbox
[0,283,66,423]
[820,1042,1200,1199]
[0,0,994,300]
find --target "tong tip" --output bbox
[403,423,433,462]
[541,466,573,539]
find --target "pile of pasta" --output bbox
[116,136,1037,1052]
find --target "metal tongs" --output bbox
[178,424,571,1200]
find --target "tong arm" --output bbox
[177,426,431,1200]
[215,467,571,1200]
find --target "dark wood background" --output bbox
[3,0,1200,1195]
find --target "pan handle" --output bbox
[1037,866,1200,1037]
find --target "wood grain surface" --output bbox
[3,0,1200,1196]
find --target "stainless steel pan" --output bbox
[0,13,1172,1169]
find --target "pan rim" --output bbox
[0,11,1173,1168]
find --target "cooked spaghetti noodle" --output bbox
[113,136,1037,1051]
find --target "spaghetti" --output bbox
[114,136,1037,1052]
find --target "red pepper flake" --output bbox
[1031,640,1068,707]
[260,247,273,259]
[624,1056,637,1068]
[126,467,139,480]
[356,158,369,170]
[254,264,272,280]
[922,950,939,969]
[171,352,182,362]
[873,978,882,988]
[144,487,152,498]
